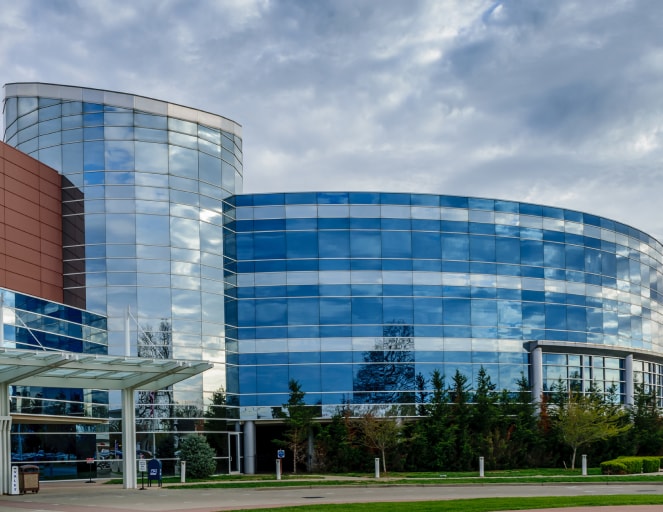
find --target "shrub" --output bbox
[600,460,627,475]
[600,456,661,475]
[178,435,217,478]
[642,457,660,473]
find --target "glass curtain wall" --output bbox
[3,83,242,468]
[223,193,663,419]
[1,287,108,479]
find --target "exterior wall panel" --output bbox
[0,141,63,302]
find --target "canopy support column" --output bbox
[121,387,137,489]
[0,382,11,495]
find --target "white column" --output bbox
[531,345,543,406]
[121,387,137,489]
[243,421,256,474]
[625,354,634,407]
[0,382,11,495]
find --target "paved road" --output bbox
[1,480,663,511]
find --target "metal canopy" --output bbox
[0,348,213,390]
[0,347,213,494]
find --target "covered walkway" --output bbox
[0,347,212,494]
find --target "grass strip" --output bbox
[235,494,663,512]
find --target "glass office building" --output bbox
[3,83,243,457]
[223,192,663,422]
[6,82,663,475]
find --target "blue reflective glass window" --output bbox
[496,237,520,263]
[521,240,543,266]
[288,298,320,325]
[255,298,286,326]
[351,217,381,229]
[383,297,413,324]
[440,196,468,208]
[318,231,350,258]
[381,218,411,230]
[566,306,587,332]
[522,302,545,328]
[237,300,256,326]
[135,142,168,172]
[350,231,381,258]
[544,242,565,268]
[584,249,601,274]
[320,297,351,324]
[82,141,104,170]
[380,192,410,205]
[601,252,616,276]
[442,298,470,325]
[289,366,321,392]
[256,366,288,393]
[321,365,354,391]
[545,304,567,330]
[565,245,584,271]
[471,300,497,325]
[316,192,347,204]
[498,301,522,326]
[253,232,286,259]
[381,231,411,258]
[351,297,382,324]
[319,218,350,229]
[412,231,441,259]
[413,298,443,324]
[441,234,469,260]
[286,231,318,259]
[519,203,542,216]
[470,235,495,262]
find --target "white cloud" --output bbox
[2,0,663,239]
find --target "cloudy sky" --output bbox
[2,1,663,238]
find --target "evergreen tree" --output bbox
[275,380,317,474]
[471,366,499,467]
[629,383,663,455]
[178,435,216,478]
[449,369,473,470]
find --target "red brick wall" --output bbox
[0,141,63,302]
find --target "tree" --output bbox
[629,383,663,455]
[356,407,402,473]
[178,435,216,478]
[557,392,631,469]
[275,380,317,474]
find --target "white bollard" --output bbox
[180,460,186,483]
[375,458,380,479]
[479,456,484,477]
[582,454,587,476]
[276,459,282,480]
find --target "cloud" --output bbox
[2,0,663,239]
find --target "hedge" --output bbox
[600,456,661,474]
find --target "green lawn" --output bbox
[124,467,662,489]
[240,494,663,512]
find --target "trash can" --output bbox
[19,465,39,494]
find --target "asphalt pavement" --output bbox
[1,479,663,512]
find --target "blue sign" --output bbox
[277,449,285,459]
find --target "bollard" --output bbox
[479,456,484,478]
[375,458,380,479]
[582,454,587,476]
[180,460,186,483]
[276,459,282,480]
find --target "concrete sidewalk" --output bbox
[1,479,663,512]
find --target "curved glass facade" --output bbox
[223,193,663,419]
[3,83,243,445]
